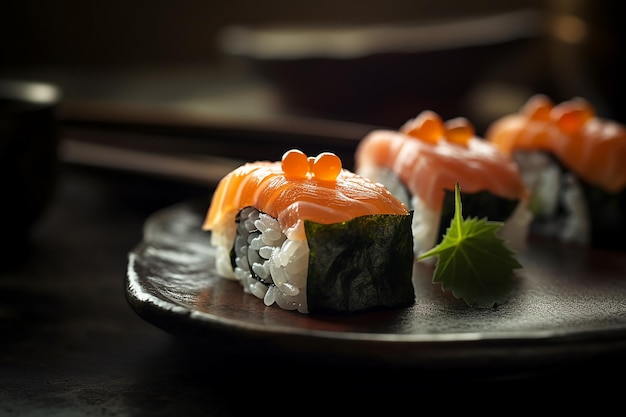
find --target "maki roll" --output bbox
[354,110,532,257]
[485,94,626,249]
[202,149,415,314]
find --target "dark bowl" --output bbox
[0,80,62,261]
[218,9,545,127]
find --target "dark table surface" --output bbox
[2,160,625,415]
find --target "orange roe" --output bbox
[401,110,477,148]
[444,117,473,147]
[281,149,341,182]
[402,110,444,144]
[281,149,309,179]
[312,152,342,181]
[552,98,595,134]
[523,94,553,121]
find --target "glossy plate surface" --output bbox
[126,200,626,373]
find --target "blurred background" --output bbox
[1,0,624,173]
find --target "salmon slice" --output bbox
[485,94,626,193]
[355,110,529,212]
[203,149,409,241]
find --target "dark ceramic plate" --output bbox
[126,200,626,375]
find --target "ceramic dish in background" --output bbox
[217,9,545,129]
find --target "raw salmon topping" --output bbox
[356,111,529,211]
[203,150,409,241]
[486,94,626,193]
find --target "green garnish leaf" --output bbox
[418,182,523,307]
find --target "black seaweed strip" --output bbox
[305,213,415,314]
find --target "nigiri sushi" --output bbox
[355,110,532,257]
[202,149,415,314]
[485,94,626,249]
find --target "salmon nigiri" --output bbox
[203,149,414,314]
[485,94,626,249]
[355,110,532,257]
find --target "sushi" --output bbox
[485,94,626,249]
[354,110,532,257]
[202,149,415,314]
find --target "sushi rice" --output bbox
[513,151,590,245]
[231,206,309,313]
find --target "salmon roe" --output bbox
[402,110,474,147]
[281,149,342,181]
[281,149,309,179]
[523,94,553,121]
[312,152,342,181]
[403,110,444,144]
[552,98,595,134]
[444,117,473,146]
[521,94,595,134]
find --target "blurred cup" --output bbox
[0,80,61,264]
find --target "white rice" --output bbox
[216,206,310,313]
[514,151,590,245]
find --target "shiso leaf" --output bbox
[438,188,519,244]
[305,213,415,313]
[418,182,523,307]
